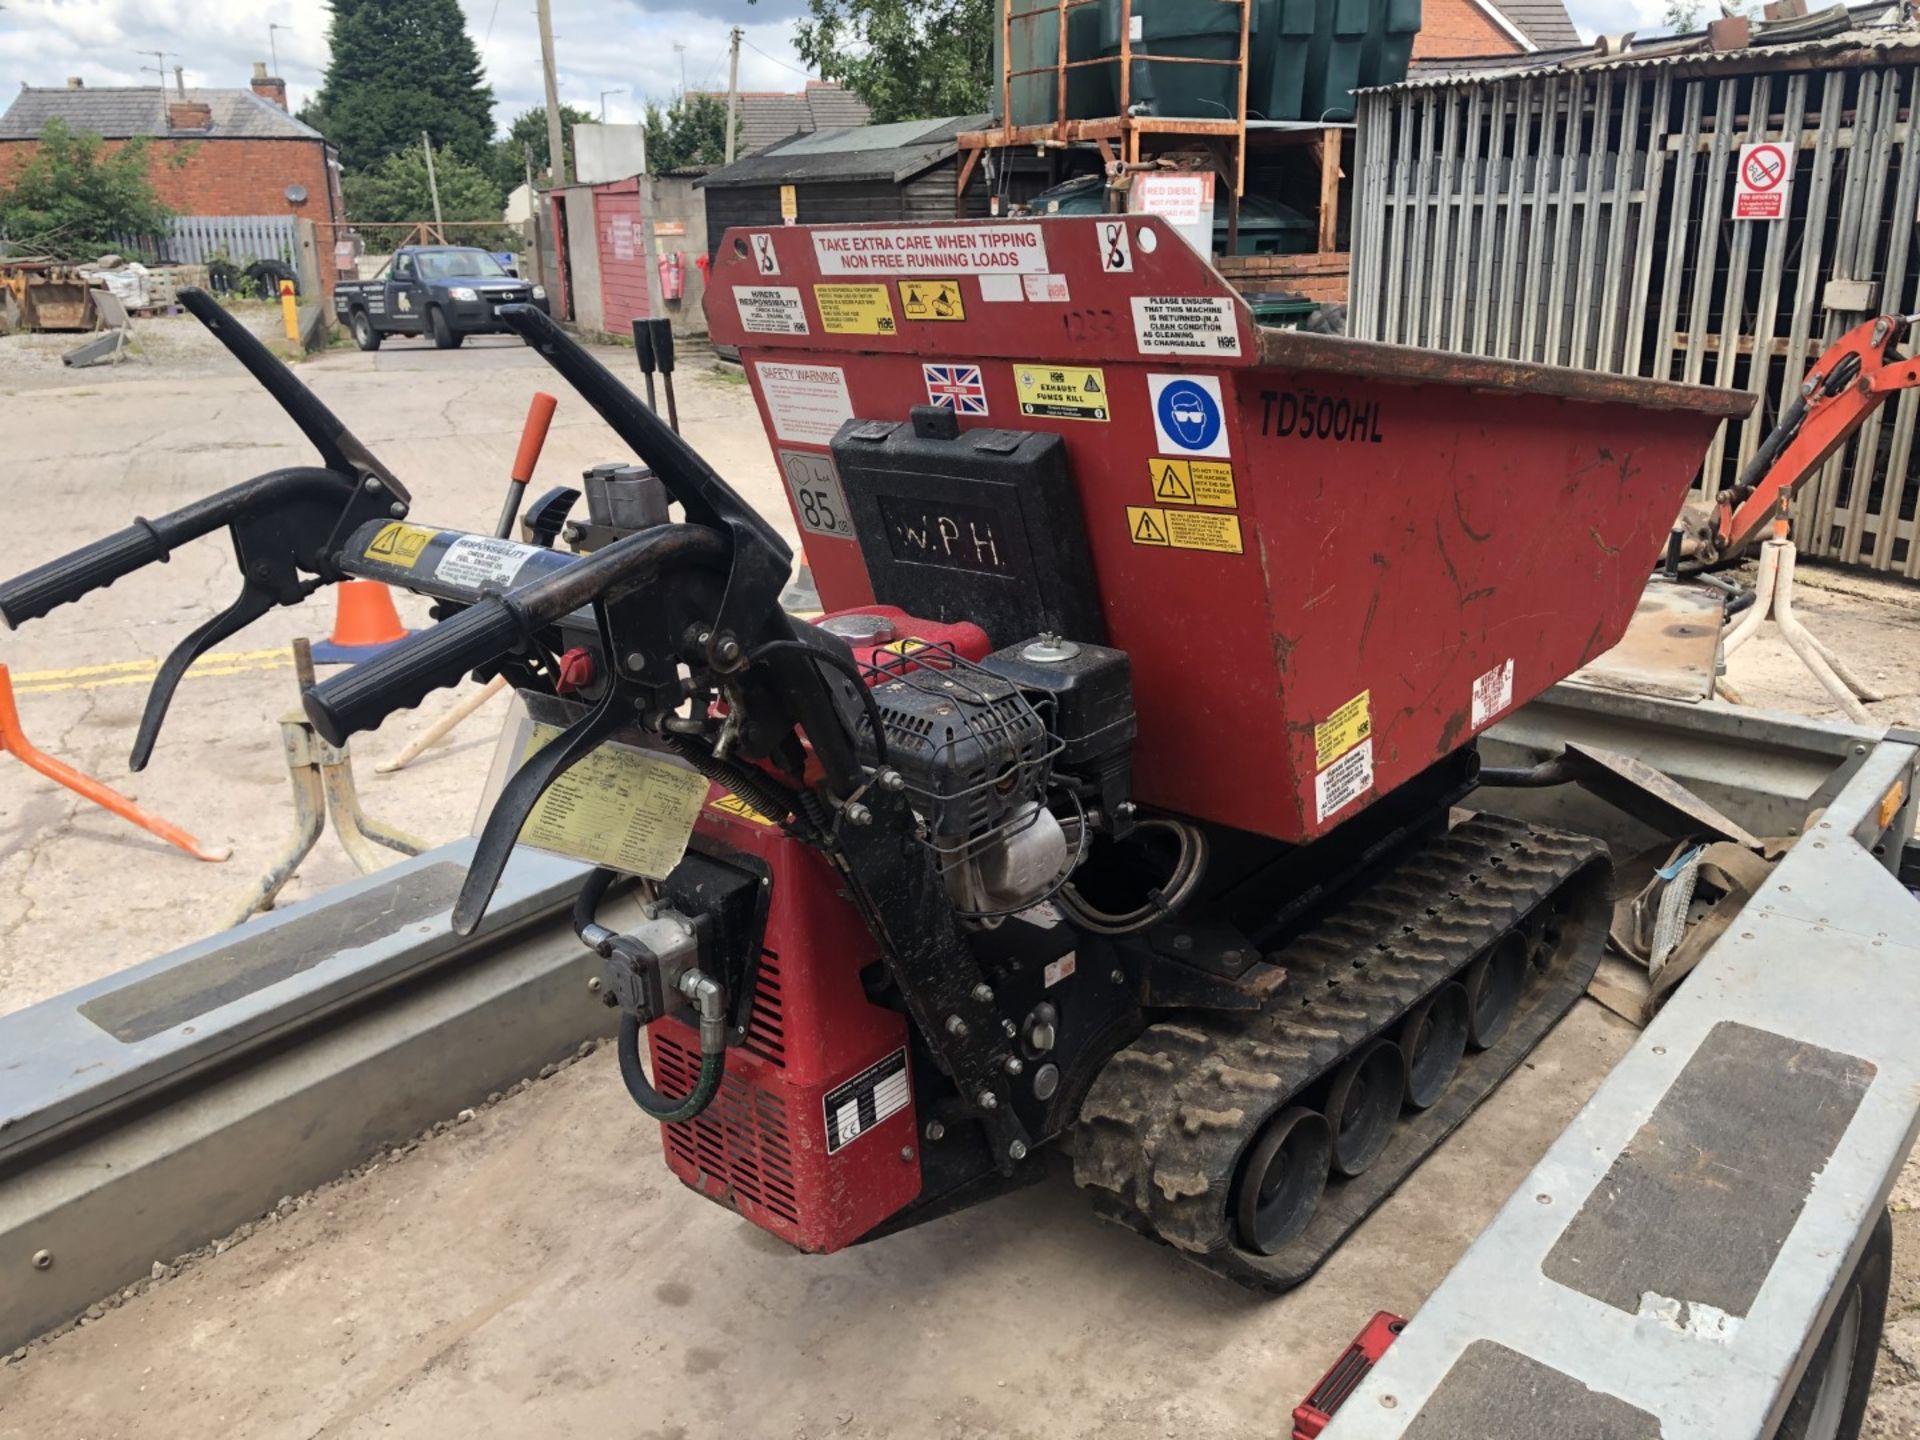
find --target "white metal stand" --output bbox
[1718,528,1882,725]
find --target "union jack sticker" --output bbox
[922,363,989,416]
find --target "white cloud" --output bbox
[1562,0,1681,42]
[0,0,817,133]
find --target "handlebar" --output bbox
[0,467,365,630]
[303,522,731,746]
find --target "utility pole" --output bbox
[421,132,445,236]
[537,0,568,188]
[269,23,291,77]
[723,26,743,166]
[673,42,687,97]
[599,88,621,122]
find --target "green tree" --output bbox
[791,0,993,122]
[0,119,176,259]
[644,94,741,172]
[343,142,503,224]
[488,103,593,193]
[304,0,495,172]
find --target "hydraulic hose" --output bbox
[1057,817,1209,936]
[617,1011,725,1124]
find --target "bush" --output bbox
[0,119,176,260]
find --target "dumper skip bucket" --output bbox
[708,216,1752,845]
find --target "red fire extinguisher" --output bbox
[658,249,685,302]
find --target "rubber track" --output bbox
[1072,813,1610,1292]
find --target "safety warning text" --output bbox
[812,225,1048,275]
[1131,296,1242,357]
[814,283,896,335]
[1015,364,1109,421]
[1148,458,1237,509]
[363,521,435,569]
[900,279,966,321]
[1125,506,1243,554]
[733,285,809,335]
[1314,690,1372,771]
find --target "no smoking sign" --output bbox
[1734,142,1791,221]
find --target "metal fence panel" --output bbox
[1355,62,1920,575]
[117,216,298,268]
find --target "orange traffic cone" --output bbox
[311,579,412,664]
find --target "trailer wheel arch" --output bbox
[1772,1208,1893,1440]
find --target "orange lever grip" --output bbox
[511,392,559,484]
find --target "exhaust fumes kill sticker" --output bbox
[824,1048,911,1154]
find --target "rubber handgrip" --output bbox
[303,595,525,745]
[0,520,168,630]
[511,392,559,484]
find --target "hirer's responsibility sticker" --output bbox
[1314,690,1372,770]
[733,285,808,335]
[900,279,965,321]
[756,361,854,445]
[814,283,896,335]
[923,363,989,416]
[1125,506,1243,554]
[1149,373,1230,457]
[435,535,538,591]
[1016,365,1109,421]
[518,724,710,878]
[824,1047,911,1154]
[812,224,1048,275]
[1472,659,1516,728]
[362,521,435,569]
[1316,740,1374,824]
[1149,458,1236,509]
[1132,296,1242,357]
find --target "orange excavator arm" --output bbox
[1700,313,1920,563]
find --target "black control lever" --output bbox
[305,523,732,932]
[0,289,410,767]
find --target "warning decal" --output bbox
[1016,364,1109,421]
[709,791,777,826]
[1125,506,1243,554]
[734,285,809,335]
[1315,739,1374,824]
[756,361,855,445]
[814,283,896,335]
[824,1047,911,1154]
[900,279,966,321]
[435,535,539,591]
[749,233,781,274]
[1149,458,1237,509]
[1733,142,1791,221]
[812,224,1048,275]
[1471,658,1515,728]
[1022,272,1071,303]
[518,724,710,879]
[363,521,435,569]
[778,448,855,540]
[1131,296,1242,357]
[1314,690,1372,771]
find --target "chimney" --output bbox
[66,77,85,89]
[250,61,288,111]
[174,65,186,99]
[166,100,213,131]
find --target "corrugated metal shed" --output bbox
[0,86,323,141]
[699,117,989,189]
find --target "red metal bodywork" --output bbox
[708,216,1750,844]
[650,786,919,1252]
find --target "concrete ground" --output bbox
[1,322,1918,1435]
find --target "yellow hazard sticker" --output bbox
[900,279,966,321]
[815,283,897,335]
[1015,365,1109,421]
[363,521,436,568]
[709,791,778,827]
[518,724,710,877]
[1314,691,1372,771]
[1125,506,1242,554]
[1148,458,1237,509]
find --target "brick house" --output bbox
[1413,0,1581,58]
[689,80,872,157]
[0,66,343,223]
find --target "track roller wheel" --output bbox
[1232,1107,1331,1255]
[1327,1040,1406,1177]
[1400,981,1469,1110]
[1465,934,1529,1049]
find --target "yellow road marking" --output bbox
[11,648,295,696]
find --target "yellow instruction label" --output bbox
[1149,458,1238,509]
[1314,691,1372,771]
[815,283,896,335]
[709,792,778,827]
[518,724,709,876]
[1125,507,1244,554]
[1015,365,1109,421]
[900,279,966,321]
[363,521,436,568]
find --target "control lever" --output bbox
[0,288,410,768]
